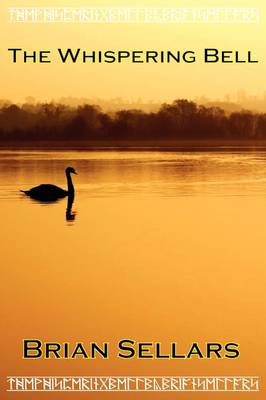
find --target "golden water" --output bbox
[1,150,265,399]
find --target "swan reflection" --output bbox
[66,194,76,222]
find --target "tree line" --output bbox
[0,99,266,142]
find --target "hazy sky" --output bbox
[0,0,265,102]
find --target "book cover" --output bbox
[1,0,263,398]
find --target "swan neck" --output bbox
[66,171,74,194]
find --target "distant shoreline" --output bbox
[2,140,266,151]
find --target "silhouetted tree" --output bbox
[0,99,265,144]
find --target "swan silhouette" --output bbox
[21,167,77,201]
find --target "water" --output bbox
[2,149,266,199]
[1,149,265,399]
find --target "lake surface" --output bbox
[1,149,265,399]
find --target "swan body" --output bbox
[21,167,77,201]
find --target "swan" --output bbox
[21,166,77,201]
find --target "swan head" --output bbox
[66,166,77,175]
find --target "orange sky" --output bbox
[0,0,265,102]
